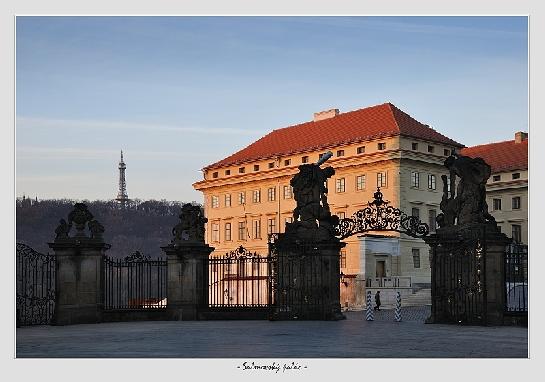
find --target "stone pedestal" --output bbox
[48,239,110,325]
[270,235,346,320]
[425,223,511,325]
[161,243,214,320]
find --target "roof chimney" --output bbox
[515,131,528,143]
[313,108,339,122]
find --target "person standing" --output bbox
[374,291,381,311]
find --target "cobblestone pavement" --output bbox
[16,306,527,358]
[352,305,431,321]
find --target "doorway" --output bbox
[376,260,386,278]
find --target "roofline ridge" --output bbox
[463,139,524,150]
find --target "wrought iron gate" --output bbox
[429,229,487,324]
[16,243,56,326]
[505,243,528,314]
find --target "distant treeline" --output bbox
[16,197,197,257]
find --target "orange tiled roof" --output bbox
[205,102,463,169]
[460,139,528,173]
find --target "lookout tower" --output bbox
[116,150,129,205]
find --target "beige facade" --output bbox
[194,128,459,308]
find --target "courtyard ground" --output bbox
[16,306,527,358]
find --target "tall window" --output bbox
[252,189,261,203]
[443,149,450,156]
[412,248,421,268]
[253,220,261,239]
[238,221,246,241]
[238,192,246,205]
[512,224,522,243]
[335,178,346,193]
[493,198,502,211]
[377,172,386,187]
[412,208,420,219]
[412,142,418,150]
[340,249,347,269]
[224,223,232,241]
[356,175,366,191]
[512,196,521,210]
[267,187,276,202]
[428,174,436,190]
[267,218,276,234]
[428,209,437,233]
[283,185,293,199]
[211,195,219,208]
[411,171,420,188]
[225,169,231,176]
[211,223,220,242]
[224,194,231,207]
[378,142,386,150]
[427,145,434,153]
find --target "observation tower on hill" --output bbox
[116,150,129,205]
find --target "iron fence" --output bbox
[208,246,272,308]
[104,252,167,310]
[16,243,56,326]
[505,243,528,314]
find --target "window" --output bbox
[512,196,521,210]
[427,145,435,153]
[356,175,366,191]
[335,178,346,193]
[428,209,437,233]
[512,224,522,243]
[268,162,275,169]
[238,221,246,241]
[252,189,261,203]
[253,220,261,239]
[283,185,293,199]
[267,187,276,202]
[285,216,293,225]
[337,150,345,157]
[357,146,365,154]
[378,142,386,150]
[337,212,346,219]
[412,208,420,219]
[411,171,420,188]
[412,142,418,150]
[225,169,231,176]
[302,156,309,163]
[267,218,276,234]
[211,195,219,208]
[224,194,231,207]
[377,172,386,187]
[224,223,232,241]
[318,152,326,160]
[238,167,245,174]
[412,248,421,268]
[238,192,246,205]
[428,174,436,190]
[212,172,218,179]
[254,164,260,171]
[493,198,502,211]
[211,223,220,242]
[284,159,291,166]
[444,149,451,156]
[512,172,520,180]
[340,249,347,269]
[493,175,501,182]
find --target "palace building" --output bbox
[193,102,464,308]
[461,132,528,245]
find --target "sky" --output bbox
[16,16,528,203]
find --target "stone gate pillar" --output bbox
[48,203,109,325]
[161,204,214,320]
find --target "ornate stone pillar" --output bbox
[48,203,109,325]
[161,204,214,320]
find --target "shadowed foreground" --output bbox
[16,308,527,358]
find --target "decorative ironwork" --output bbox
[104,254,167,310]
[505,243,528,314]
[225,245,260,259]
[208,247,272,309]
[335,188,430,239]
[16,243,55,326]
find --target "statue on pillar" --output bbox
[172,203,208,244]
[286,151,339,241]
[436,153,496,228]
